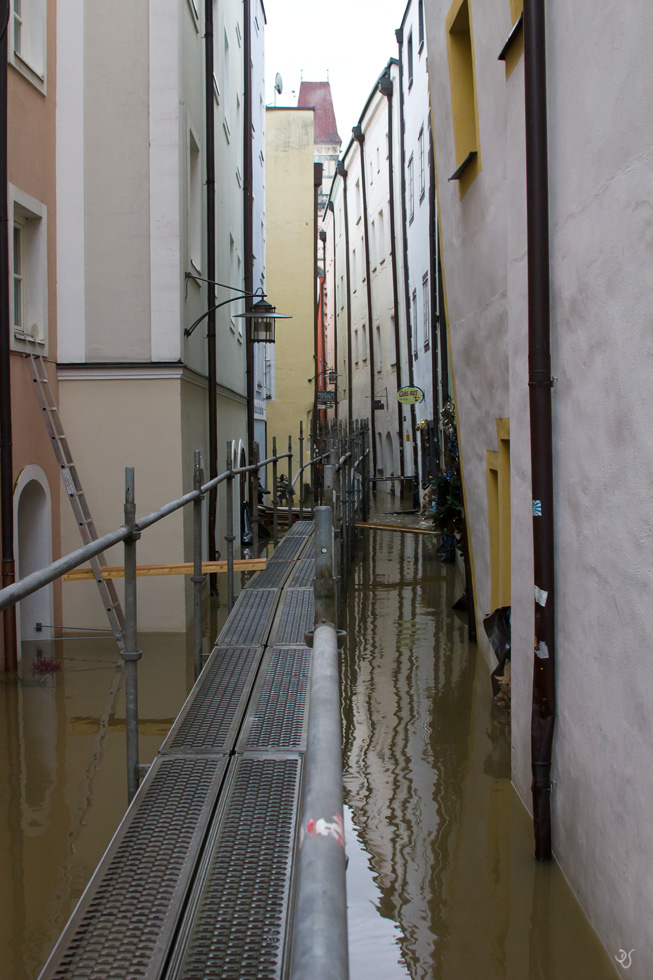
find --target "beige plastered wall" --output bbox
[265,109,316,453]
[59,379,187,632]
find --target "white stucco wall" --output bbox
[426,1,653,974]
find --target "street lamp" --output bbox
[184,273,290,565]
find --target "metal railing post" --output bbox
[122,467,142,805]
[272,436,279,547]
[288,435,293,529]
[299,421,304,522]
[192,451,206,680]
[226,441,235,610]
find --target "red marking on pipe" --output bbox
[303,813,345,847]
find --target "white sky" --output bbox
[263,0,408,143]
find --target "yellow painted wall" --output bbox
[265,109,316,455]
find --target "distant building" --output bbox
[298,81,341,215]
[265,108,316,460]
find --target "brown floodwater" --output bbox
[0,520,619,980]
[341,520,619,980]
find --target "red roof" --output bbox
[297,82,341,145]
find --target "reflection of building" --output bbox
[264,108,316,454]
[1,0,61,668]
[424,0,653,974]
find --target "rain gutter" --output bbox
[378,70,406,480]
[352,125,377,476]
[204,0,218,573]
[524,0,556,861]
[337,161,353,422]
[395,27,420,500]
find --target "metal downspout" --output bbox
[204,0,218,578]
[379,71,406,480]
[524,0,556,861]
[427,119,440,438]
[243,0,256,509]
[352,126,377,477]
[337,162,353,423]
[0,5,17,669]
[313,163,323,439]
[395,28,420,502]
[327,200,339,420]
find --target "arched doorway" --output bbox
[15,467,54,657]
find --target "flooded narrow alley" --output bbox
[0,522,621,980]
[341,521,619,980]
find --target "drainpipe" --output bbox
[524,0,555,862]
[243,0,256,511]
[204,0,218,576]
[327,200,339,420]
[395,28,420,504]
[313,163,323,440]
[427,118,440,461]
[337,161,353,423]
[378,70,405,480]
[0,5,17,670]
[352,125,377,477]
[319,227,327,424]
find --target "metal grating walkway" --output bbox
[40,523,316,980]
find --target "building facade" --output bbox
[425,0,653,973]
[55,0,264,631]
[1,0,61,667]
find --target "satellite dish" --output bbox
[274,73,283,95]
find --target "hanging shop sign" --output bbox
[397,385,425,405]
[317,390,336,405]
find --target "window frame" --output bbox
[9,0,47,93]
[9,184,48,353]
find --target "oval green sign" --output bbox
[397,385,425,405]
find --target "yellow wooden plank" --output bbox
[64,558,267,582]
[355,521,438,536]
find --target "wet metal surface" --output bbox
[342,522,619,980]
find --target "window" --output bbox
[9,185,48,349]
[188,127,202,273]
[407,31,414,88]
[223,31,231,119]
[418,0,425,49]
[370,219,376,269]
[418,127,425,200]
[369,160,374,186]
[361,324,368,361]
[408,154,415,221]
[340,274,345,309]
[352,248,357,291]
[446,0,480,190]
[355,179,362,222]
[354,329,359,364]
[376,146,381,173]
[390,315,397,366]
[377,209,385,263]
[376,325,382,373]
[422,273,430,348]
[10,0,47,91]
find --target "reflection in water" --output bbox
[0,629,201,980]
[342,527,618,980]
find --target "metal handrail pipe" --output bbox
[0,526,130,613]
[232,451,291,477]
[289,622,348,980]
[335,451,352,473]
[291,451,330,488]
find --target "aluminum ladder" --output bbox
[24,340,125,650]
